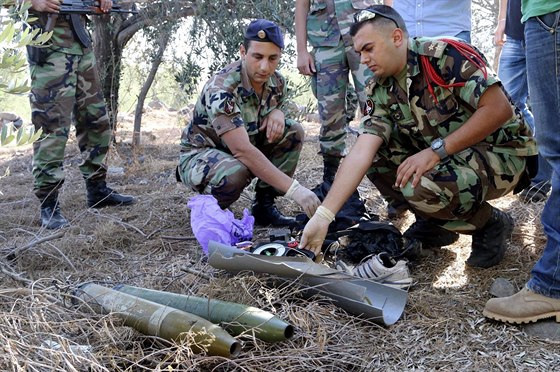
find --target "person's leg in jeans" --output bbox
[525,10,560,299]
[483,9,560,324]
[499,37,552,202]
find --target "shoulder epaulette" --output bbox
[414,38,449,58]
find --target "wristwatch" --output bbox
[431,138,448,160]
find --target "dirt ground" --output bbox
[0,111,558,371]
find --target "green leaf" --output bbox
[0,22,16,44]
[0,124,16,146]
[28,127,42,143]
[15,125,27,145]
[0,123,9,144]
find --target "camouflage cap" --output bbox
[245,19,284,49]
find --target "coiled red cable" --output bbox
[420,38,488,104]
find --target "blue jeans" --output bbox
[525,10,560,299]
[499,38,552,188]
[455,31,471,44]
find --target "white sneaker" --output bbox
[336,252,413,289]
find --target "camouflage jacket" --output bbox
[180,59,292,154]
[30,12,85,55]
[306,0,377,47]
[360,37,537,157]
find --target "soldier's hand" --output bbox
[299,213,330,256]
[260,109,285,143]
[395,148,440,189]
[297,50,316,76]
[99,0,113,12]
[285,181,321,218]
[31,0,61,12]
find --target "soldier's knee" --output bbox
[210,171,252,208]
[401,181,449,212]
[289,121,304,142]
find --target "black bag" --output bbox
[331,220,417,264]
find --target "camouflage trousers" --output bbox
[177,122,304,208]
[311,38,372,158]
[29,48,111,200]
[367,136,526,233]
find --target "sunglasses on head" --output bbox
[353,9,400,29]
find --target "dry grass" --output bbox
[0,111,559,371]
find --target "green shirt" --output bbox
[521,0,560,23]
[359,37,537,157]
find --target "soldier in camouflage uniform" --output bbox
[28,0,134,230]
[177,19,321,227]
[300,6,537,269]
[295,0,376,184]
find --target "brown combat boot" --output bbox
[484,287,560,324]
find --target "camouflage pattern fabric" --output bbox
[360,37,538,232]
[29,19,111,200]
[345,83,359,124]
[306,0,377,48]
[306,0,376,158]
[178,59,304,208]
[30,12,84,55]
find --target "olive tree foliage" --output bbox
[0,0,49,146]
[132,21,177,146]
[193,0,295,74]
[91,0,195,127]
[91,0,297,130]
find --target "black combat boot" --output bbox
[251,189,296,227]
[403,218,460,248]
[86,180,135,208]
[40,194,69,229]
[322,156,341,184]
[467,207,514,268]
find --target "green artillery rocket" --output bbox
[78,283,241,358]
[113,284,294,342]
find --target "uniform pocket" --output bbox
[389,106,418,137]
[425,93,459,125]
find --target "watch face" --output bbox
[432,138,443,149]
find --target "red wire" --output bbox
[420,38,488,104]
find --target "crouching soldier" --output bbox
[300,6,538,269]
[177,19,321,227]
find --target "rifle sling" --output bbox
[69,14,92,49]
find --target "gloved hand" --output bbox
[299,207,334,256]
[285,180,321,217]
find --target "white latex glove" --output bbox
[285,180,321,217]
[299,207,334,256]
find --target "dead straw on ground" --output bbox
[0,112,559,371]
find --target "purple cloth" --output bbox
[187,195,254,254]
